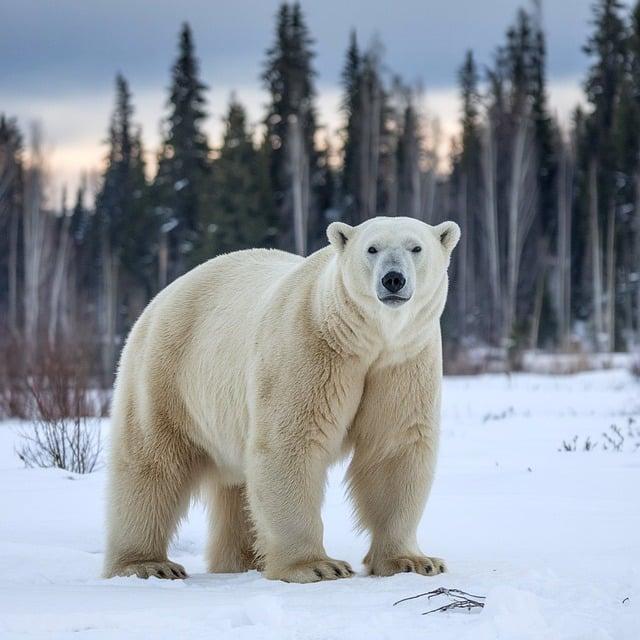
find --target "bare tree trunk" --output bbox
[158,230,168,290]
[420,168,436,223]
[481,120,502,339]
[358,80,371,222]
[420,119,440,223]
[410,133,421,219]
[7,201,19,334]
[635,170,640,344]
[289,115,308,256]
[504,107,538,349]
[457,173,468,336]
[588,158,604,350]
[367,80,381,218]
[557,142,574,350]
[49,213,72,346]
[529,238,548,350]
[23,125,48,365]
[100,230,119,383]
[604,200,616,351]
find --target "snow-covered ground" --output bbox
[0,370,638,639]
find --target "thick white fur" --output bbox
[103,216,460,583]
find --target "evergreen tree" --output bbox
[0,115,23,332]
[154,22,211,276]
[96,76,150,284]
[451,51,485,342]
[582,0,628,348]
[263,2,319,254]
[95,74,151,376]
[201,99,274,256]
[340,30,362,225]
[627,1,640,341]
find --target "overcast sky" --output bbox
[0,0,622,201]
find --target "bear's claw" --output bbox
[367,555,446,577]
[265,558,355,583]
[116,560,188,580]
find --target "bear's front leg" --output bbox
[246,422,354,583]
[347,352,447,578]
[349,440,446,577]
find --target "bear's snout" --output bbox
[381,271,406,294]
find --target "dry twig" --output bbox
[394,587,486,615]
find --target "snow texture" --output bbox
[0,370,638,639]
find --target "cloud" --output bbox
[0,0,601,201]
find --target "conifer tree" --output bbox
[154,22,211,276]
[582,0,628,348]
[0,115,23,333]
[202,99,273,256]
[340,30,362,224]
[452,50,485,341]
[263,2,319,254]
[95,74,150,377]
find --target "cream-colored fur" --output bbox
[103,216,460,583]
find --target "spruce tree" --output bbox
[96,75,149,269]
[582,0,628,348]
[95,74,151,376]
[454,50,485,341]
[0,115,23,332]
[263,2,319,254]
[340,30,362,225]
[202,99,273,257]
[154,22,211,276]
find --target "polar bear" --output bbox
[103,216,460,583]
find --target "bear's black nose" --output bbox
[381,271,406,293]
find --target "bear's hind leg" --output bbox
[206,483,259,573]
[103,433,207,580]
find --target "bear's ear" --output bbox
[434,221,461,253]
[327,221,354,252]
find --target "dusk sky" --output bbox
[0,0,622,201]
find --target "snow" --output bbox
[0,370,638,639]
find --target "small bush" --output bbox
[16,397,101,473]
[559,419,640,453]
[12,338,105,473]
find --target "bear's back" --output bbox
[133,248,307,447]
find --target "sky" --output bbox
[0,0,624,203]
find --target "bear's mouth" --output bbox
[378,294,411,306]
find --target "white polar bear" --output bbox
[103,216,460,583]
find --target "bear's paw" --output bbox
[113,560,188,580]
[265,557,355,583]
[367,555,446,577]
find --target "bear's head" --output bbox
[326,216,460,313]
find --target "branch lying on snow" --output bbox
[393,587,486,615]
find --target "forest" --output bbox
[1,0,640,392]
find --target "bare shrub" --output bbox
[559,419,640,453]
[10,335,106,473]
[16,391,101,473]
[0,330,30,419]
[0,324,110,420]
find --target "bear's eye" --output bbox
[411,246,422,253]
[367,246,378,254]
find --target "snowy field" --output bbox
[0,370,639,639]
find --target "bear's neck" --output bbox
[313,258,441,361]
